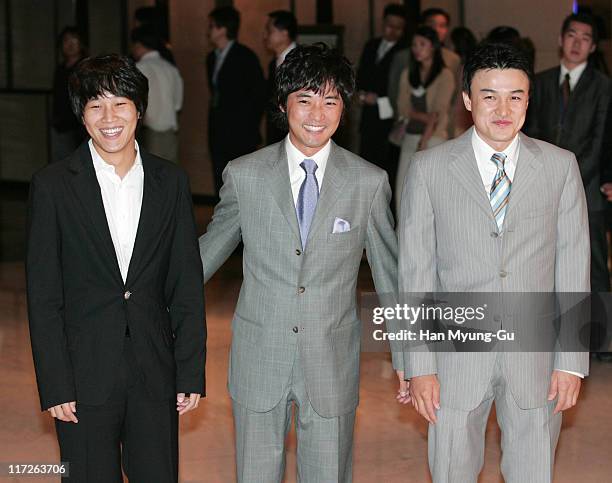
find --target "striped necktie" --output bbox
[296,159,319,248]
[489,152,511,231]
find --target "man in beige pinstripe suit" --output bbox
[397,42,590,482]
[199,44,400,482]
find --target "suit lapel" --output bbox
[448,129,495,220]
[306,142,349,244]
[125,153,163,286]
[267,141,302,245]
[68,143,123,286]
[505,133,543,219]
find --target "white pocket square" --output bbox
[332,217,351,234]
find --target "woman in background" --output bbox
[395,26,454,213]
[50,27,87,162]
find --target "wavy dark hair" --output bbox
[272,43,355,130]
[68,54,148,120]
[409,26,445,89]
[462,41,533,95]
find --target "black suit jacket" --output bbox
[525,64,611,211]
[26,143,206,410]
[356,37,405,99]
[206,42,266,160]
[265,59,287,145]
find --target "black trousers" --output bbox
[56,338,178,482]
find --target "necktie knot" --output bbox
[301,159,318,176]
[491,152,507,170]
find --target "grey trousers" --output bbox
[232,350,355,483]
[428,355,562,483]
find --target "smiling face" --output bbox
[82,93,138,168]
[560,20,595,69]
[463,68,530,151]
[284,86,343,157]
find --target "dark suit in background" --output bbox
[357,38,404,187]
[26,143,206,481]
[525,63,611,293]
[207,42,266,194]
[265,59,288,145]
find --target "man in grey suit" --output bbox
[199,43,400,482]
[397,42,590,482]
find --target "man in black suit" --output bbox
[525,12,611,297]
[207,6,266,195]
[356,3,406,189]
[26,54,206,482]
[263,10,297,145]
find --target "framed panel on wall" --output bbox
[297,25,345,54]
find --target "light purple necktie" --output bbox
[297,159,319,248]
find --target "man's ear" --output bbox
[462,91,472,112]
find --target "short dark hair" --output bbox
[273,43,355,129]
[268,10,298,41]
[57,26,87,54]
[562,12,599,44]
[421,7,450,24]
[209,6,240,40]
[383,4,406,21]
[68,54,148,121]
[130,24,162,51]
[462,42,533,95]
[486,26,521,46]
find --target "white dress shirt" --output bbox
[212,40,235,85]
[89,140,144,283]
[376,39,396,62]
[472,128,519,193]
[285,135,330,206]
[471,129,583,378]
[276,42,297,67]
[136,50,183,132]
[559,61,587,91]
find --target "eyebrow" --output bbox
[479,88,526,94]
[567,28,592,37]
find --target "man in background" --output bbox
[525,12,611,353]
[132,25,183,164]
[263,10,298,145]
[207,5,266,195]
[357,3,406,188]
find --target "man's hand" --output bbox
[409,374,440,424]
[548,370,581,414]
[395,370,411,404]
[176,393,201,415]
[48,401,78,423]
[601,182,612,201]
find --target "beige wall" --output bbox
[464,0,574,72]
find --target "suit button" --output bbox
[298,287,305,294]
[293,326,299,333]
[490,232,499,238]
[295,249,302,256]
[124,290,132,300]
[499,271,507,278]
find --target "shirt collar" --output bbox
[89,139,143,176]
[140,50,160,61]
[471,128,520,166]
[215,40,235,58]
[560,61,588,90]
[285,134,330,178]
[277,42,297,67]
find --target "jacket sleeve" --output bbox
[199,162,242,284]
[26,174,76,410]
[165,171,206,395]
[431,68,455,139]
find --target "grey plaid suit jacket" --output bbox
[199,140,399,417]
[399,128,590,411]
